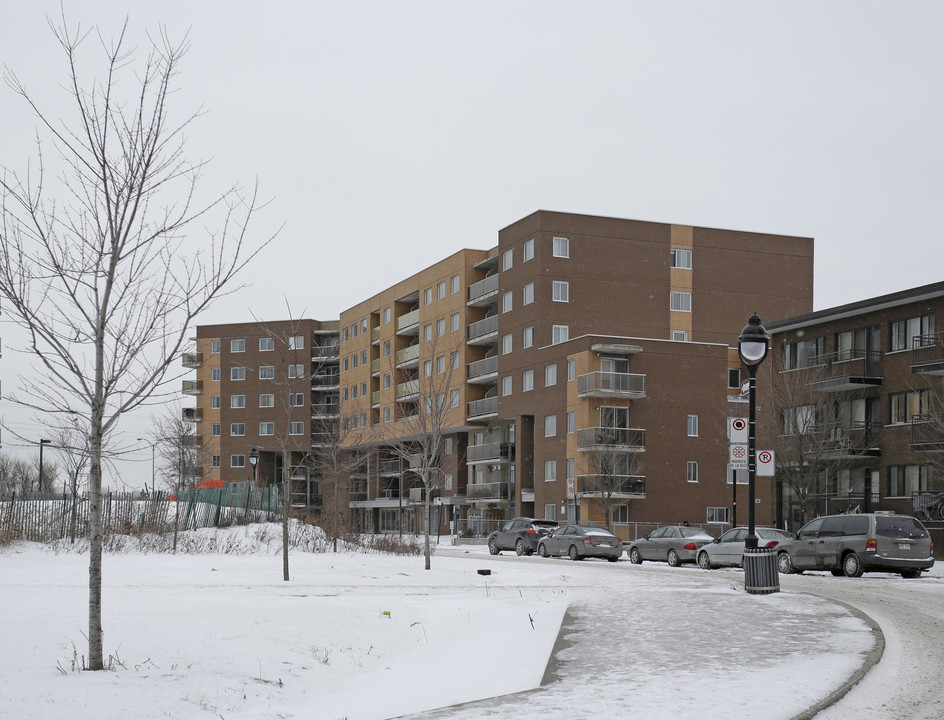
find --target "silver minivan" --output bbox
[776,513,935,578]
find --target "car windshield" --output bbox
[680,527,710,538]
[758,528,792,539]
[582,528,616,537]
[875,516,929,539]
[532,521,559,530]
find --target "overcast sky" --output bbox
[1,1,942,483]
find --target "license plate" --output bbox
[899,543,911,550]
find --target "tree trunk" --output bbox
[88,435,104,670]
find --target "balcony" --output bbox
[181,434,203,448]
[577,372,646,399]
[378,458,401,475]
[467,396,499,420]
[911,414,944,452]
[371,390,380,408]
[467,442,510,465]
[396,344,420,368]
[396,379,419,401]
[182,379,203,396]
[804,350,882,392]
[311,430,338,447]
[311,403,340,418]
[467,355,498,384]
[467,275,499,307]
[466,481,509,501]
[181,352,203,368]
[371,327,381,344]
[396,309,420,336]
[577,427,646,453]
[349,484,368,502]
[576,474,646,498]
[912,333,944,375]
[802,422,881,460]
[311,372,340,389]
[467,316,499,345]
[182,407,203,423]
[312,345,340,361]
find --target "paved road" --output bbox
[779,569,944,720]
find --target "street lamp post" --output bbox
[38,438,52,494]
[737,313,770,550]
[137,438,157,496]
[249,447,259,485]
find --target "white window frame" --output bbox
[289,422,305,436]
[502,249,513,271]
[424,288,433,306]
[567,411,575,434]
[670,248,692,269]
[522,282,534,305]
[231,454,246,468]
[259,422,275,436]
[230,339,245,353]
[230,423,246,437]
[673,330,689,342]
[211,367,221,382]
[437,281,446,300]
[545,414,557,437]
[523,326,534,348]
[451,274,460,294]
[687,414,699,437]
[567,359,576,381]
[523,238,534,262]
[502,333,513,354]
[522,369,534,392]
[502,376,513,396]
[259,393,274,408]
[424,324,433,342]
[259,365,275,380]
[383,307,391,324]
[288,364,305,379]
[552,280,569,302]
[552,325,569,344]
[502,291,513,313]
[544,459,557,481]
[211,340,221,354]
[259,337,275,351]
[553,236,570,258]
[687,461,699,483]
[230,394,245,409]
[211,395,221,409]
[451,312,460,332]
[545,364,557,386]
[670,291,692,312]
[231,367,246,381]
[437,318,446,337]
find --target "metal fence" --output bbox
[0,486,280,543]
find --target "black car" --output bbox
[488,517,560,556]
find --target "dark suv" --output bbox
[776,513,934,578]
[488,518,560,556]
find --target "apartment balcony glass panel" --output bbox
[371,327,381,343]
[804,350,882,392]
[312,345,341,361]
[467,396,499,420]
[911,333,944,375]
[467,442,510,465]
[396,309,420,335]
[371,358,381,375]
[371,391,380,407]
[577,427,646,453]
[182,407,203,423]
[182,379,203,395]
[800,421,881,459]
[312,372,341,389]
[466,481,509,501]
[311,403,340,418]
[396,345,420,368]
[181,352,203,368]
[467,316,499,345]
[467,275,499,307]
[911,414,944,452]
[577,372,646,399]
[576,474,646,498]
[396,379,419,400]
[467,355,499,383]
[181,434,203,447]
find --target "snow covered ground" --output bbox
[1,524,923,720]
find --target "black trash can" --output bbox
[743,547,780,594]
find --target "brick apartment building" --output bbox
[765,281,944,536]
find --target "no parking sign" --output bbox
[757,450,775,476]
[728,417,748,443]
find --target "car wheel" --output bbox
[830,569,844,577]
[842,553,863,578]
[538,543,549,558]
[697,551,712,570]
[569,545,580,561]
[777,552,795,574]
[901,569,922,579]
[515,539,527,556]
[667,549,681,567]
[488,538,500,556]
[629,547,643,565]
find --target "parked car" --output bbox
[626,526,714,566]
[697,527,794,569]
[488,517,559,556]
[776,513,935,578]
[537,525,623,561]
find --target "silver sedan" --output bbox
[626,526,714,566]
[537,525,623,561]
[696,526,793,569]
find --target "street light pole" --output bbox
[38,438,52,494]
[137,438,157,496]
[737,313,770,550]
[249,447,259,485]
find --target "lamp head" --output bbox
[738,313,770,367]
[248,447,259,466]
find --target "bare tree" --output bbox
[0,18,273,669]
[580,438,642,531]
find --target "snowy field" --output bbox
[0,524,902,720]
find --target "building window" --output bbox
[553,236,569,258]
[687,415,699,437]
[211,367,221,382]
[451,274,460,294]
[383,340,391,357]
[670,248,692,269]
[523,238,534,262]
[383,307,391,324]
[891,314,934,351]
[259,365,275,380]
[361,319,367,334]
[437,355,446,374]
[502,334,513,354]
[231,339,245,353]
[259,422,274,436]
[670,291,692,312]
[424,324,432,342]
[687,461,699,483]
[544,504,556,521]
[523,326,534,348]
[211,395,221,409]
[342,327,349,342]
[351,354,358,369]
[566,458,575,481]
[522,369,534,391]
[450,389,460,408]
[545,364,557,386]
[231,455,246,468]
[502,249,513,271]
[288,364,305,379]
[383,373,391,390]
[211,455,221,468]
[361,350,367,365]
[424,360,433,378]
[545,415,557,437]
[552,281,569,302]
[451,312,460,332]
[383,406,391,422]
[444,473,453,491]
[259,337,274,351]
[231,367,246,381]
[673,330,688,342]
[289,422,304,435]
[211,340,221,354]
[544,460,557,481]
[567,411,575,434]
[231,394,245,409]
[451,351,459,369]
[552,325,569,344]
[502,376,513,396]
[890,390,930,424]
[613,504,629,524]
[522,282,534,305]
[211,423,221,436]
[444,438,453,455]
[259,393,274,408]
[351,385,358,399]
[728,368,741,389]
[888,465,932,496]
[502,291,513,313]
[424,288,433,306]
[437,318,446,337]
[230,423,246,436]
[437,281,446,300]
[289,393,304,407]
[783,336,826,370]
[567,359,576,381]
[343,358,349,372]
[707,507,729,524]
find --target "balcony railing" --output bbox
[396,309,420,335]
[396,379,419,400]
[182,407,203,423]
[181,434,203,448]
[576,474,646,498]
[802,421,881,459]
[467,396,499,419]
[311,372,340,388]
[182,379,203,395]
[467,274,499,306]
[311,403,340,417]
[467,315,499,343]
[467,355,498,382]
[577,427,646,453]
[396,344,420,367]
[312,345,340,361]
[465,481,509,501]
[379,458,401,475]
[577,372,646,399]
[912,333,944,375]
[804,350,882,392]
[371,390,380,407]
[181,352,203,368]
[467,442,510,464]
[371,327,381,343]
[911,414,944,451]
